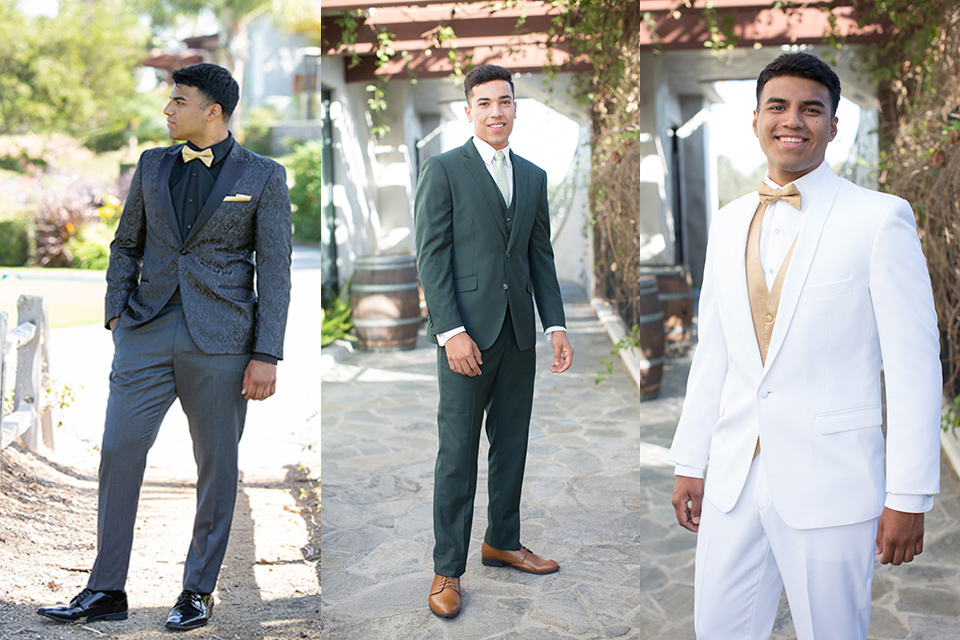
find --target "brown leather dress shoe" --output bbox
[481,541,560,574]
[428,574,461,618]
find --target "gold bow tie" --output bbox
[758,182,801,210]
[182,146,214,167]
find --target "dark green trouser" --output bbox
[432,313,537,577]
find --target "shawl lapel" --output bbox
[717,195,767,369]
[157,146,182,244]
[761,169,842,376]
[182,144,246,247]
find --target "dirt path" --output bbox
[0,442,320,640]
[1,248,322,638]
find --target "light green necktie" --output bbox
[493,150,509,205]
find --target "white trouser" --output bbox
[694,453,878,640]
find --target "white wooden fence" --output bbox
[1,295,51,453]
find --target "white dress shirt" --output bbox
[473,136,513,206]
[758,161,828,290]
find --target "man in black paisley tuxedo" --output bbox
[37,63,292,631]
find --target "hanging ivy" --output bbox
[325,0,960,394]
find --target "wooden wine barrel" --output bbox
[625,276,666,400]
[636,264,694,355]
[351,255,421,351]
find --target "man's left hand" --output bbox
[876,507,924,565]
[242,360,277,401]
[549,331,573,374]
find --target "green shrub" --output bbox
[33,173,126,268]
[0,212,32,266]
[0,151,47,175]
[85,86,170,152]
[289,140,324,242]
[241,107,279,156]
[321,282,355,347]
[66,220,115,270]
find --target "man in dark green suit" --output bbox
[414,64,574,618]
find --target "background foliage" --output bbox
[0,0,318,271]
[858,0,960,394]
[0,134,131,269]
[0,0,147,145]
[289,140,325,242]
[0,213,31,266]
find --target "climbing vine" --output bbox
[851,0,960,395]
[325,0,960,396]
[324,9,467,140]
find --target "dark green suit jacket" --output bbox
[414,138,565,351]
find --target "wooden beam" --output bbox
[325,2,888,82]
[325,3,883,51]
[320,0,853,13]
[342,42,589,82]
[322,3,560,53]
[322,0,466,10]
[643,5,888,50]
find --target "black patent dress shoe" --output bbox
[165,590,213,630]
[37,588,128,623]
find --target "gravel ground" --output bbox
[0,441,320,640]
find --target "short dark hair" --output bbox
[464,64,515,103]
[171,63,239,119]
[756,52,841,117]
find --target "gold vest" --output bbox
[745,201,799,456]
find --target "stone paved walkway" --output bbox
[320,285,960,639]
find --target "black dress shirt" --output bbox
[169,134,234,240]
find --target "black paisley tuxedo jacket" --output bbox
[105,141,292,360]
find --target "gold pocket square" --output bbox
[223,194,252,202]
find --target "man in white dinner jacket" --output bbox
[669,52,942,640]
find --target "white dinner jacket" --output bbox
[669,166,942,530]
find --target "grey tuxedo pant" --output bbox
[87,301,249,594]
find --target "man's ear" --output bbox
[207,103,223,121]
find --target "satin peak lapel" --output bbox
[761,171,842,374]
[183,147,246,246]
[462,142,508,239]
[158,147,182,243]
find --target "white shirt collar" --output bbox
[763,160,829,213]
[472,136,511,166]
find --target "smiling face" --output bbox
[753,75,838,186]
[464,79,517,150]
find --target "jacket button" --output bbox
[759,389,769,399]
[180,249,188,255]
[506,252,511,259]
[502,283,508,290]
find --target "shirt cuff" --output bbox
[251,353,278,365]
[544,326,566,336]
[674,465,704,479]
[437,326,466,347]
[884,493,933,514]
